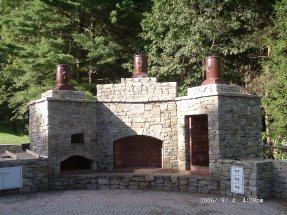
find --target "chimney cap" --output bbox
[133,53,148,78]
[201,56,224,85]
[54,64,75,90]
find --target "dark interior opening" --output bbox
[71,133,84,144]
[60,155,92,172]
[114,135,162,169]
[187,114,209,167]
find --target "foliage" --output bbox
[0,0,150,128]
[0,0,286,147]
[141,0,274,95]
[262,0,287,143]
[0,0,74,123]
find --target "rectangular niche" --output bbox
[71,133,85,144]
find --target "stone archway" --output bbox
[114,135,163,168]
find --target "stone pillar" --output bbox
[176,84,262,171]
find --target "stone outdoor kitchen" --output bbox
[0,54,286,200]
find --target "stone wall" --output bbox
[28,90,98,178]
[50,174,219,194]
[177,95,218,170]
[218,95,262,160]
[23,79,287,200]
[176,84,262,171]
[214,159,273,199]
[0,158,48,195]
[0,144,24,153]
[97,78,177,102]
[96,78,178,170]
[29,98,49,156]
[272,161,287,199]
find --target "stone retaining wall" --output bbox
[215,159,273,199]
[272,161,287,199]
[0,158,48,195]
[0,151,286,199]
[50,174,219,194]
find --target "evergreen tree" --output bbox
[0,0,150,128]
[0,0,74,122]
[42,0,150,84]
[141,0,274,94]
[262,0,287,143]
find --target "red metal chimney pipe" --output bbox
[201,56,224,85]
[132,53,148,78]
[54,64,75,90]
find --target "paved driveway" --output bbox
[0,190,286,215]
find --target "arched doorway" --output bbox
[60,155,93,172]
[114,135,163,168]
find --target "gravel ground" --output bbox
[0,190,286,215]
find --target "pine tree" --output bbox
[0,0,74,122]
[262,0,287,143]
[0,0,150,128]
[141,0,274,95]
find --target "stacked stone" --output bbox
[176,84,262,171]
[97,78,177,102]
[0,158,48,195]
[0,144,24,153]
[28,90,98,177]
[41,90,85,100]
[28,99,49,156]
[218,95,262,160]
[50,174,219,194]
[187,84,241,98]
[177,93,219,170]
[96,78,178,170]
[46,99,98,175]
[272,161,287,199]
[214,159,273,199]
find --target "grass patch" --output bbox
[0,124,29,144]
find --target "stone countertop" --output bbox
[0,152,38,161]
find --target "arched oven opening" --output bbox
[114,135,163,169]
[60,155,93,172]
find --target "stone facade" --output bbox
[176,84,262,171]
[214,159,273,199]
[96,78,178,170]
[0,158,48,195]
[50,174,218,194]
[1,77,286,199]
[28,90,98,180]
[272,161,287,199]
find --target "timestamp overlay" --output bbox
[197,195,287,214]
[200,197,264,204]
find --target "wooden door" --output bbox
[189,115,209,167]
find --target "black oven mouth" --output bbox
[60,155,93,172]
